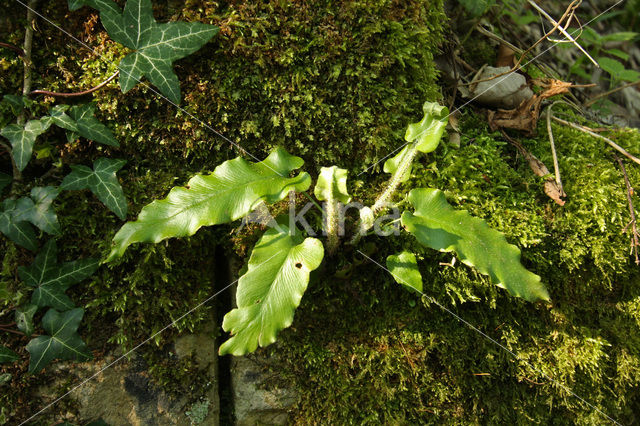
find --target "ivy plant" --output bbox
[68,0,219,103]
[1,0,221,375]
[107,101,550,356]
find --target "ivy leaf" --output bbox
[386,251,423,293]
[0,117,52,171]
[384,102,448,183]
[61,158,128,220]
[0,172,10,194]
[15,304,38,337]
[49,104,119,147]
[402,188,549,302]
[220,224,324,356]
[70,0,219,103]
[19,240,100,311]
[14,186,61,235]
[0,199,38,251]
[0,346,19,364]
[26,308,92,373]
[107,147,311,261]
[314,166,351,204]
[1,94,25,116]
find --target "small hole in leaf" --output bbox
[295,262,302,268]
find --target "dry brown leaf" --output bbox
[489,79,573,135]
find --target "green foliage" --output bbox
[13,187,61,236]
[0,117,52,171]
[386,251,422,293]
[384,102,449,183]
[15,303,37,337]
[314,166,351,205]
[0,346,19,364]
[220,224,324,355]
[402,188,549,301]
[0,173,10,193]
[26,308,92,373]
[0,198,39,251]
[19,240,99,312]
[107,148,311,261]
[69,0,219,103]
[61,158,128,220]
[49,104,119,147]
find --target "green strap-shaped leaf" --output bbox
[402,188,549,302]
[49,104,119,147]
[386,251,423,293]
[107,147,311,261]
[0,346,19,364]
[0,199,38,251]
[16,303,38,337]
[14,186,61,235]
[70,0,219,103]
[0,172,10,194]
[61,158,128,220]
[19,240,100,311]
[314,166,351,204]
[220,224,324,356]
[0,118,52,171]
[384,102,448,183]
[26,308,92,373]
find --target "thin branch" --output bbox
[585,80,640,107]
[613,153,640,265]
[30,70,119,98]
[462,0,581,87]
[552,116,640,166]
[0,41,25,57]
[546,102,564,196]
[527,0,597,66]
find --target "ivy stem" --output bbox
[30,70,119,98]
[0,41,26,57]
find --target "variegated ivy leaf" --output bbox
[49,104,119,147]
[26,308,92,373]
[0,117,52,171]
[69,0,219,103]
[386,251,423,293]
[107,147,311,261]
[61,158,128,220]
[402,188,549,302]
[16,304,38,337]
[0,172,10,194]
[0,199,38,251]
[383,102,448,183]
[0,346,19,364]
[13,186,61,235]
[220,223,324,356]
[19,240,100,311]
[1,94,25,116]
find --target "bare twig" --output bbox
[0,41,25,57]
[613,154,640,265]
[527,0,597,66]
[585,80,640,107]
[20,0,37,119]
[463,0,582,87]
[552,116,640,166]
[500,130,565,205]
[30,70,119,98]
[546,102,564,196]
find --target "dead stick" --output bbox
[546,103,565,196]
[0,41,25,56]
[552,116,640,166]
[613,153,640,265]
[30,70,119,97]
[585,80,640,107]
